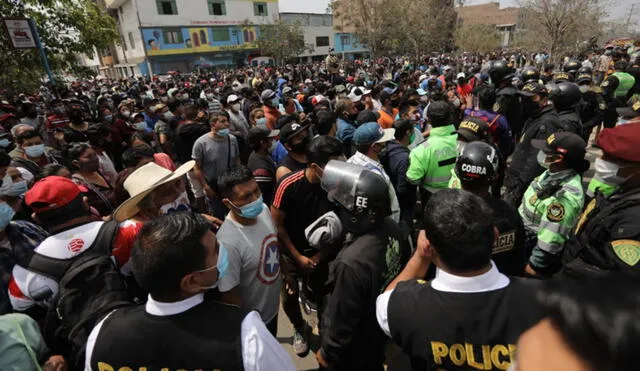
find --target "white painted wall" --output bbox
[114,0,147,63]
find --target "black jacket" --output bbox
[380,141,415,224]
[496,85,523,136]
[320,220,411,370]
[579,90,605,139]
[557,109,583,136]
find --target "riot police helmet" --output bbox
[455,141,500,185]
[548,82,582,111]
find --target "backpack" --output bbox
[21,220,132,369]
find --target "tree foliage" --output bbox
[253,20,311,65]
[331,0,456,58]
[0,0,119,92]
[454,24,502,54]
[514,0,605,62]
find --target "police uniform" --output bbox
[563,123,640,277]
[519,133,586,275]
[407,125,457,195]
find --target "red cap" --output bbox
[25,176,88,213]
[597,123,640,162]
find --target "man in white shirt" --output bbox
[347,122,400,222]
[216,166,282,335]
[85,212,294,371]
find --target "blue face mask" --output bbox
[256,117,267,127]
[8,180,28,197]
[24,144,45,158]
[0,139,11,148]
[217,128,230,137]
[0,202,16,231]
[197,243,229,289]
[231,195,264,219]
[271,97,279,107]
[103,115,113,122]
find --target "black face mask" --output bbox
[68,109,84,124]
[290,136,310,154]
[521,100,541,118]
[26,110,38,119]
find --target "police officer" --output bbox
[563,60,582,80]
[563,123,640,277]
[376,189,541,370]
[520,132,587,277]
[406,101,457,205]
[600,61,636,128]
[548,82,583,135]
[489,60,524,138]
[455,141,527,276]
[504,82,563,207]
[576,71,605,142]
[316,161,410,370]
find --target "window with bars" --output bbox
[156,0,178,14]
[163,29,183,44]
[316,36,330,47]
[208,0,226,15]
[253,2,268,16]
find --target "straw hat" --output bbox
[113,160,195,222]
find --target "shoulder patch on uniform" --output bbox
[493,102,501,112]
[611,240,640,266]
[416,279,427,284]
[529,194,538,206]
[599,102,607,110]
[546,203,565,222]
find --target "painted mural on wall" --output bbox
[143,26,259,56]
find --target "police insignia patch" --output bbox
[546,203,565,222]
[599,102,606,110]
[611,240,640,266]
[493,102,501,112]
[529,194,538,206]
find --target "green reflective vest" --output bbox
[612,72,635,98]
[587,175,618,198]
[407,125,457,192]
[519,170,585,270]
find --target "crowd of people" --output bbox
[0,41,639,371]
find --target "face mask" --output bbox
[522,100,541,118]
[594,158,629,185]
[578,85,589,93]
[197,244,229,289]
[159,191,191,215]
[451,98,461,107]
[103,114,113,122]
[180,94,189,101]
[0,139,11,148]
[217,128,230,137]
[0,202,15,231]
[268,139,277,153]
[456,140,467,155]
[160,97,169,103]
[8,180,28,197]
[231,195,264,219]
[24,144,45,158]
[231,103,241,112]
[206,93,215,100]
[537,150,551,168]
[256,117,267,127]
[290,136,310,154]
[616,118,629,126]
[121,110,131,117]
[271,97,279,107]
[134,122,147,131]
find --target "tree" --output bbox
[0,0,119,92]
[514,0,605,63]
[254,20,311,65]
[454,24,502,54]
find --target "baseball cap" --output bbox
[615,99,640,118]
[576,73,592,84]
[25,176,88,213]
[456,72,466,79]
[260,89,276,102]
[247,127,279,148]
[353,122,395,146]
[519,82,548,97]
[531,132,586,161]
[356,110,380,126]
[348,86,371,103]
[279,122,309,144]
[282,86,293,95]
[553,72,572,83]
[426,101,451,121]
[335,85,346,94]
[597,123,640,162]
[416,88,427,96]
[456,117,491,142]
[227,94,240,104]
[382,87,398,95]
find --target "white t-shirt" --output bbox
[217,205,281,322]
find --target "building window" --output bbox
[316,36,330,47]
[340,34,351,46]
[208,0,226,15]
[163,28,183,44]
[156,0,178,14]
[253,2,268,16]
[212,28,230,42]
[128,31,135,49]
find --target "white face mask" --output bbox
[578,85,589,93]
[537,150,551,169]
[231,103,241,112]
[121,110,130,117]
[206,93,215,100]
[164,112,174,121]
[594,158,628,185]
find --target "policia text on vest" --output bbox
[430,342,516,370]
[96,365,225,371]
